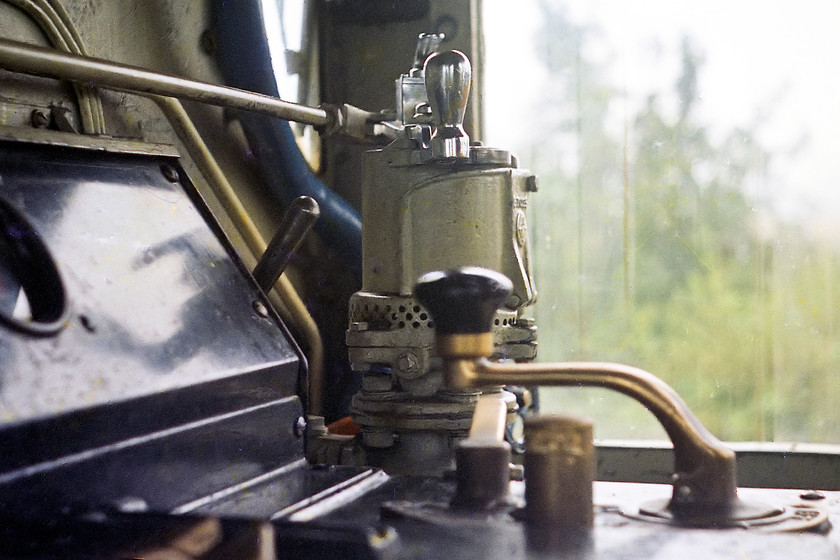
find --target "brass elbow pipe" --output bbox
[439,340,736,520]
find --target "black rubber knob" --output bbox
[414,267,513,335]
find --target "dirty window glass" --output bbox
[484,1,840,443]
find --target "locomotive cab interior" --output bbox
[0,1,839,558]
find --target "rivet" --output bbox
[160,164,180,183]
[253,300,269,318]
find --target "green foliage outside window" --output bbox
[506,2,840,442]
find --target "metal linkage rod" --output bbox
[0,38,332,127]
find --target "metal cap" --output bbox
[524,414,595,529]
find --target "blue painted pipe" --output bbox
[212,1,362,272]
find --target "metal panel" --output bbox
[0,139,301,428]
[0,397,306,513]
[314,478,840,560]
[0,138,306,511]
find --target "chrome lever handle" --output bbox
[423,50,471,159]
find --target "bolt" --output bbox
[30,110,49,129]
[800,491,825,501]
[395,352,420,374]
[349,321,369,332]
[524,175,538,192]
[160,164,180,183]
[253,300,269,318]
[294,416,307,438]
[525,175,539,192]
[51,106,77,133]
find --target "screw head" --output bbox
[160,164,180,183]
[30,110,49,129]
[395,352,420,374]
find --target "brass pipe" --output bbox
[437,334,737,519]
[0,37,332,128]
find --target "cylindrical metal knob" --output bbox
[524,414,594,530]
[423,50,471,159]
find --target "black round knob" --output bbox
[414,267,512,335]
